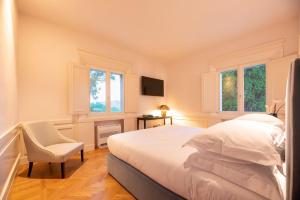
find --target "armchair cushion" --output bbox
[46,142,84,162]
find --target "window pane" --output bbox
[244,64,266,112]
[90,69,106,112]
[221,70,238,111]
[110,73,123,112]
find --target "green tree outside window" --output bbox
[244,64,266,112]
[221,70,238,111]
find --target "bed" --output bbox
[107,58,300,200]
[108,126,276,200]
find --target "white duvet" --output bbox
[107,125,280,200]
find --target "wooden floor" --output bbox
[8,148,134,200]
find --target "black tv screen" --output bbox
[141,76,164,96]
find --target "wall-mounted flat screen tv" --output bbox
[141,76,164,96]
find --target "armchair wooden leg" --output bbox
[61,162,65,179]
[27,162,33,177]
[80,150,84,162]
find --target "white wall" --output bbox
[167,55,209,117]
[167,18,299,126]
[0,0,18,136]
[0,1,20,198]
[18,15,167,122]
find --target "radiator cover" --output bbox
[96,124,121,148]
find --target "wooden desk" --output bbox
[137,116,173,130]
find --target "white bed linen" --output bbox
[107,126,271,199]
[184,151,282,199]
[184,120,282,166]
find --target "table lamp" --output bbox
[159,105,170,117]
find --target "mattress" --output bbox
[107,125,268,200]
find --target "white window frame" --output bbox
[218,60,268,114]
[89,66,125,115]
[109,71,125,113]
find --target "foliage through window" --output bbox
[90,69,106,112]
[219,64,266,113]
[90,69,124,113]
[244,64,266,112]
[220,70,238,111]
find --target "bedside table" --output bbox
[137,116,173,130]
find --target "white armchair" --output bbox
[22,121,84,178]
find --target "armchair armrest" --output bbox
[23,133,57,162]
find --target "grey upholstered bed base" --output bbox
[107,153,184,200]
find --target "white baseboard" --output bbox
[84,144,95,152]
[1,154,20,200]
[0,124,21,200]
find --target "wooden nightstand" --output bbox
[137,116,173,130]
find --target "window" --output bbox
[244,64,266,112]
[220,70,238,111]
[90,69,106,112]
[219,64,266,113]
[90,69,124,113]
[110,73,123,112]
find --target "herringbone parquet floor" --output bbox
[8,148,134,200]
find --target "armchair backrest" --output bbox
[23,121,63,147]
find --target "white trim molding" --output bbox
[0,124,21,200]
[210,39,285,70]
[77,49,133,73]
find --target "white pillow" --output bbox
[235,114,284,130]
[184,151,282,200]
[184,120,282,166]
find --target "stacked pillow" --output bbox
[235,114,286,161]
[234,113,284,130]
[184,114,284,166]
[183,114,285,199]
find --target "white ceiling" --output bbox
[18,0,299,62]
